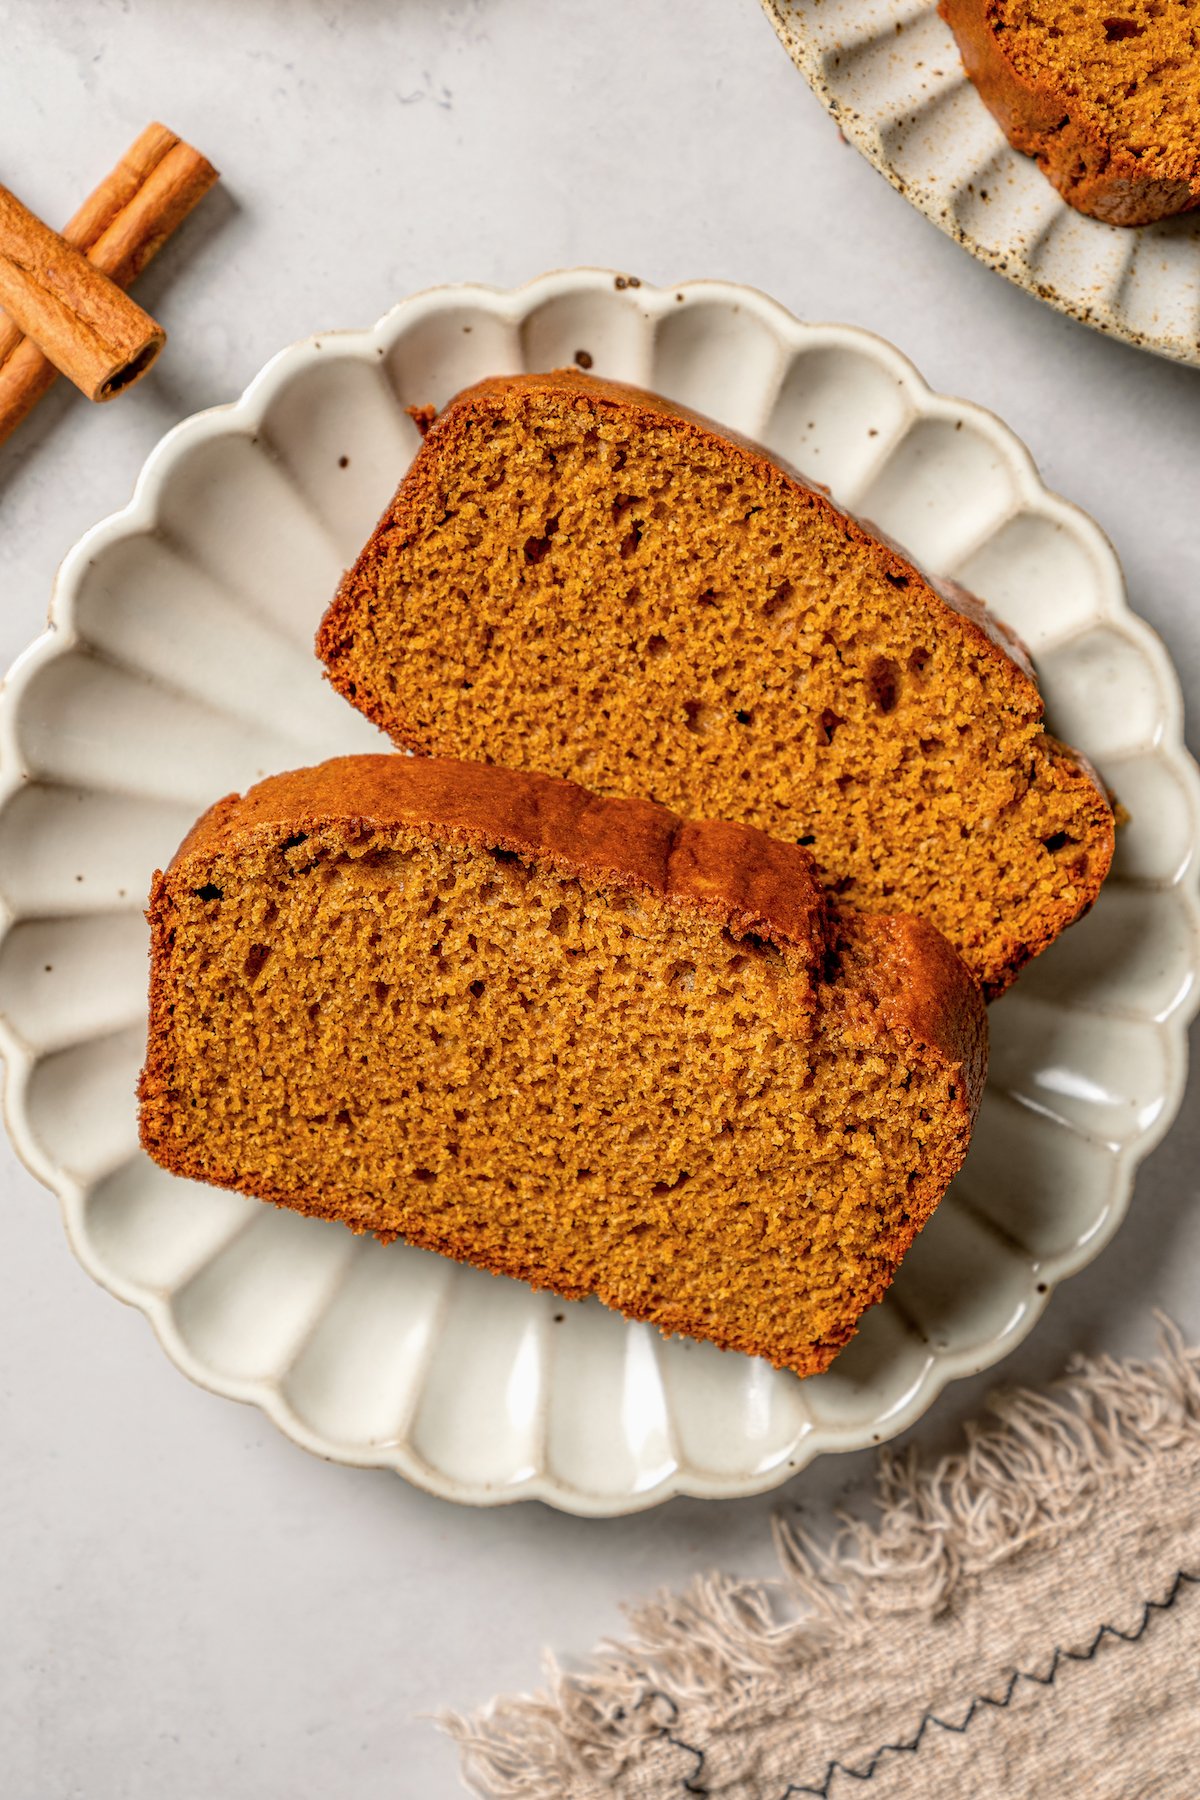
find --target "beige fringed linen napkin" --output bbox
[443,1325,1200,1799]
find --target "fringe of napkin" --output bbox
[441,1320,1200,1798]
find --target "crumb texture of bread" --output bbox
[940,0,1200,224]
[139,755,987,1380]
[316,372,1113,999]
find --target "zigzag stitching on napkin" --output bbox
[442,1322,1200,1800]
[648,1568,1198,1798]
[663,1729,708,1795]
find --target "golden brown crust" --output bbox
[141,755,987,1377]
[939,0,1200,225]
[837,913,989,1123]
[171,753,832,954]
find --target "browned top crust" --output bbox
[171,753,987,1113]
[939,0,1200,225]
[174,753,831,955]
[836,911,988,1110]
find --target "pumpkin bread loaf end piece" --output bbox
[139,755,986,1378]
[940,0,1200,225]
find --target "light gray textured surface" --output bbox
[0,3,1197,1796]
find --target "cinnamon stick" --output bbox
[0,124,218,445]
[0,187,165,402]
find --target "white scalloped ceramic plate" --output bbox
[764,0,1200,367]
[1,272,1198,1516]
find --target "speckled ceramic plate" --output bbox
[1,271,1197,1515]
[763,0,1200,367]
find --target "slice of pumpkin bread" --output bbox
[940,0,1200,225]
[316,371,1113,1000]
[139,754,986,1378]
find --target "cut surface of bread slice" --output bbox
[940,0,1200,225]
[139,755,987,1378]
[316,371,1113,999]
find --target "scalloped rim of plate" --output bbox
[761,0,1200,369]
[1,269,1198,1514]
